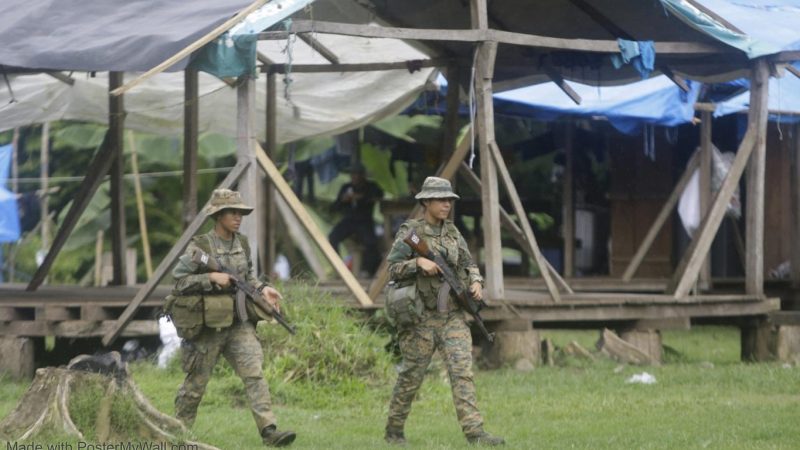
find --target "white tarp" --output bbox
[0,0,437,143]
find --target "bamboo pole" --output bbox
[127,132,153,278]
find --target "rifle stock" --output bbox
[403,230,494,342]
[192,250,296,335]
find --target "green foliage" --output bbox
[255,283,394,406]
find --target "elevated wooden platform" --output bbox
[0,284,166,337]
[0,281,783,338]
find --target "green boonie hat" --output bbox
[202,189,254,216]
[414,176,460,200]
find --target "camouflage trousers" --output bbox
[386,311,484,436]
[175,321,276,433]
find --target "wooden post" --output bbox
[102,162,249,346]
[237,77,259,263]
[253,144,373,306]
[182,68,199,229]
[472,0,503,299]
[489,142,560,302]
[791,123,800,286]
[745,61,770,296]
[458,162,573,294]
[623,152,700,281]
[264,72,278,274]
[699,111,713,287]
[563,123,575,277]
[667,60,769,299]
[128,132,153,278]
[27,133,116,291]
[109,72,127,286]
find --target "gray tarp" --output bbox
[0,0,252,72]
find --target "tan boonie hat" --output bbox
[414,176,460,200]
[202,189,254,216]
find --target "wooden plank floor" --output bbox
[0,281,783,337]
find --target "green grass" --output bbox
[1,292,798,450]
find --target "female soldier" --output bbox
[171,189,295,447]
[384,177,504,446]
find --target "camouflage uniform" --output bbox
[172,229,277,432]
[385,215,486,437]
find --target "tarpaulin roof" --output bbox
[0,0,437,143]
[714,64,800,123]
[431,75,701,135]
[367,0,800,86]
[0,0,254,72]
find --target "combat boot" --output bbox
[384,428,407,445]
[261,425,296,447]
[466,431,505,446]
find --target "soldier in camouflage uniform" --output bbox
[172,189,296,447]
[384,177,505,446]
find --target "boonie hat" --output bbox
[414,176,460,200]
[202,189,254,216]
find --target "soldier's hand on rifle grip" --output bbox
[416,257,442,276]
[209,272,232,288]
[470,282,483,301]
[261,286,283,313]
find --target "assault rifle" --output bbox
[192,250,296,335]
[403,229,494,342]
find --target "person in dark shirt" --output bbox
[329,163,383,276]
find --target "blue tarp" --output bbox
[493,77,702,135]
[714,64,800,123]
[0,144,20,243]
[426,75,701,135]
[667,1,800,57]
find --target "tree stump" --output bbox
[0,352,218,449]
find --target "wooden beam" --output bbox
[109,72,127,286]
[667,60,770,299]
[699,112,713,287]
[563,124,575,276]
[264,72,278,274]
[367,127,475,300]
[237,77,259,263]
[260,20,732,55]
[787,65,800,79]
[101,162,250,346]
[489,141,560,302]
[263,59,446,74]
[791,123,800,286]
[26,133,114,291]
[111,0,268,96]
[458,162,574,294]
[745,61,770,296]
[182,68,199,228]
[474,41,505,299]
[296,33,340,64]
[623,152,699,281]
[45,72,75,86]
[254,143,372,306]
[543,67,581,105]
[274,196,327,280]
